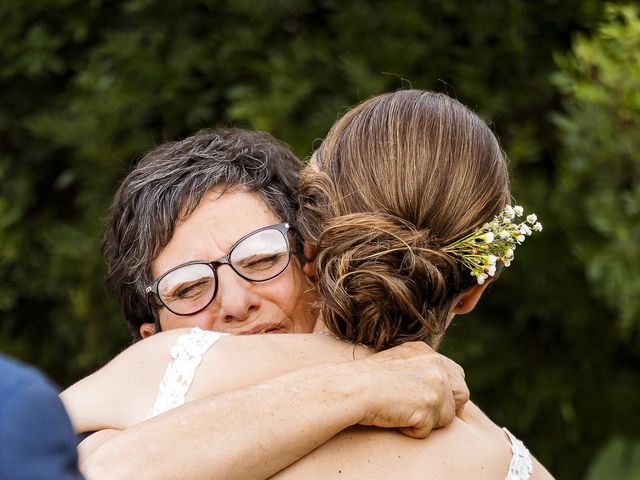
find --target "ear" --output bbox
[139,322,157,338]
[302,241,316,279]
[451,282,490,315]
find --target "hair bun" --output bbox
[314,212,459,350]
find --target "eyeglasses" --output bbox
[145,223,292,316]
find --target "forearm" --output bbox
[81,361,366,480]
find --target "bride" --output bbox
[63,90,552,479]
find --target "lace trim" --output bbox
[147,328,226,419]
[503,428,534,480]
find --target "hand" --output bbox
[353,342,469,439]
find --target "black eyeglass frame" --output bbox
[145,222,292,316]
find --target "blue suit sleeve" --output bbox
[0,361,84,480]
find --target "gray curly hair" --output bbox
[103,128,303,339]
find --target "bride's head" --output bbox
[298,90,511,350]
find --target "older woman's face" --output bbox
[147,189,316,337]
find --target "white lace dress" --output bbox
[502,427,534,479]
[148,328,533,480]
[147,327,227,419]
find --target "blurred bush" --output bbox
[0,1,638,478]
[553,3,640,336]
[584,437,640,479]
[551,4,640,477]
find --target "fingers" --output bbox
[397,380,454,438]
[437,354,469,412]
[396,345,467,424]
[391,346,465,433]
[355,342,469,438]
[434,383,456,429]
[397,423,434,439]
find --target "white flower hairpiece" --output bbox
[442,205,542,285]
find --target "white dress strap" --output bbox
[502,427,534,480]
[147,327,226,419]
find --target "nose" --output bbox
[211,265,260,326]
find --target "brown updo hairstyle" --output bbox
[297,90,510,351]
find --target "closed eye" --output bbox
[237,253,286,272]
[164,278,212,301]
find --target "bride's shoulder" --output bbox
[451,403,554,480]
[275,402,514,480]
[408,402,514,479]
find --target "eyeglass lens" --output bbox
[157,227,289,315]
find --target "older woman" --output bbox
[64,90,552,479]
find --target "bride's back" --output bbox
[272,403,513,480]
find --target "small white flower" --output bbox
[482,232,495,243]
[503,205,515,219]
[444,203,541,284]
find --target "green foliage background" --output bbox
[1,1,638,478]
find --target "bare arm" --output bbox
[63,333,469,480]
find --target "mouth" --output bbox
[239,323,290,335]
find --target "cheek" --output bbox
[158,309,175,330]
[269,264,306,306]
[158,309,195,331]
[265,264,316,332]
[252,263,299,311]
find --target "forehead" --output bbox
[151,189,280,277]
